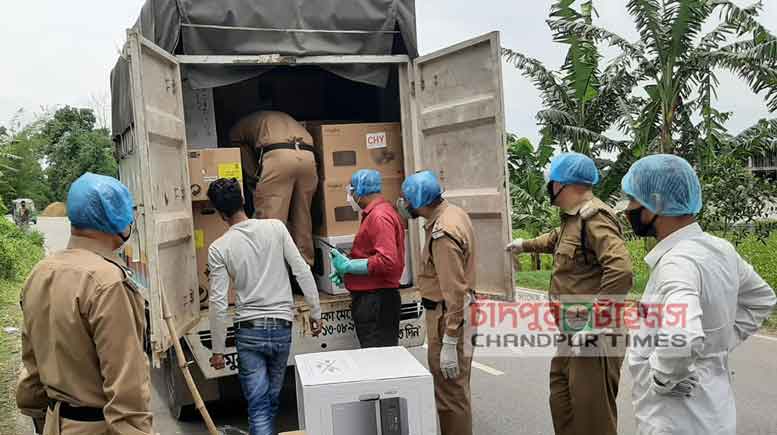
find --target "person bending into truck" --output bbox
[396,171,477,435]
[506,153,633,435]
[229,110,318,267]
[206,177,322,435]
[329,169,405,348]
[17,173,152,435]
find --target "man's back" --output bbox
[17,236,151,432]
[209,219,319,322]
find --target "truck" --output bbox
[110,0,514,418]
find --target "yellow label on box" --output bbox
[194,229,204,249]
[218,163,243,181]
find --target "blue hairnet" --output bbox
[402,171,443,209]
[67,172,135,234]
[621,154,702,216]
[350,169,382,197]
[548,152,600,185]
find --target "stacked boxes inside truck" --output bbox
[305,122,411,293]
[188,146,243,306]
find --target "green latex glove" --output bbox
[346,259,369,275]
[329,271,344,287]
[331,250,350,276]
[330,251,370,276]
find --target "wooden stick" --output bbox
[160,290,219,435]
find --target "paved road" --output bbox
[31,218,777,434]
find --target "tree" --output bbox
[41,106,117,201]
[506,134,559,270]
[503,0,636,158]
[553,0,777,152]
[0,120,52,211]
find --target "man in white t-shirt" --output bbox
[206,178,322,435]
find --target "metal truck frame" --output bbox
[113,29,514,417]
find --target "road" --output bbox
[30,218,777,434]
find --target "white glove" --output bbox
[652,374,699,397]
[570,328,613,356]
[440,335,460,380]
[505,238,525,253]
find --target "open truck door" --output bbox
[410,31,514,300]
[121,30,200,365]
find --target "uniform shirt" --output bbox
[417,201,477,338]
[522,196,633,298]
[16,236,152,435]
[208,219,321,355]
[627,223,776,435]
[345,197,406,292]
[229,111,314,185]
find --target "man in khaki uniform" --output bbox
[16,173,152,435]
[397,171,476,435]
[507,153,633,435]
[230,110,317,265]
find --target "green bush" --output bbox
[0,219,43,280]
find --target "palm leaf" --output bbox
[502,48,574,109]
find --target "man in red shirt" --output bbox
[330,169,405,347]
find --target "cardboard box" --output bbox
[192,204,236,306]
[313,232,413,294]
[188,148,243,202]
[295,347,436,435]
[315,176,403,237]
[306,122,405,180]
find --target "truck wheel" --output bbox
[163,345,197,420]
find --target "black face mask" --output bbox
[118,223,133,243]
[547,182,566,206]
[626,207,657,237]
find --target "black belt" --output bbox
[422,290,476,311]
[236,318,292,330]
[48,400,104,422]
[421,298,445,311]
[263,142,315,154]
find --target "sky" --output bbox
[1,0,776,144]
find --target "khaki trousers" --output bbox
[43,403,108,435]
[426,304,474,435]
[549,353,623,435]
[254,148,318,265]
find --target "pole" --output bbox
[160,289,219,435]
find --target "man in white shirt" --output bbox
[621,154,776,435]
[206,178,322,435]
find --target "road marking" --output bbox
[753,334,777,343]
[471,361,505,376]
[422,344,505,376]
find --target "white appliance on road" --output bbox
[295,347,436,435]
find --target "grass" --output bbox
[0,222,44,434]
[514,230,777,333]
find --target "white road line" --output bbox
[422,344,505,376]
[753,334,777,343]
[471,361,505,376]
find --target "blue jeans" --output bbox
[235,319,292,435]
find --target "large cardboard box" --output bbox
[295,347,436,435]
[192,204,236,306]
[188,148,243,202]
[313,231,413,295]
[315,176,403,237]
[306,122,404,180]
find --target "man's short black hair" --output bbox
[207,178,244,218]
